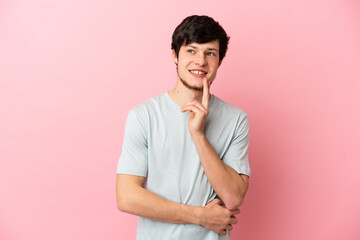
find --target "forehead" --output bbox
[182,39,220,51]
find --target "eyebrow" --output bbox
[188,45,219,52]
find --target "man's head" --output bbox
[171,15,230,91]
[171,15,230,64]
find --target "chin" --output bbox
[180,78,203,91]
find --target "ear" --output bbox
[172,49,178,65]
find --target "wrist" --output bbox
[191,132,206,142]
[179,204,204,225]
[192,206,204,226]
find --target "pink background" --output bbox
[1,0,359,239]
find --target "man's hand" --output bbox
[181,78,210,136]
[199,198,240,235]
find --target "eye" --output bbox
[187,49,195,54]
[206,52,215,56]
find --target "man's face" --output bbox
[173,40,221,91]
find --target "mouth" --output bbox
[189,69,208,77]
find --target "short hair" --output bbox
[171,15,230,63]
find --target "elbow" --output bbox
[117,198,127,212]
[116,196,126,212]
[116,174,145,214]
[225,175,249,210]
[223,195,244,210]
[116,191,132,213]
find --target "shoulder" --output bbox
[128,92,167,118]
[130,93,166,111]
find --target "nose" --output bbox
[195,52,208,66]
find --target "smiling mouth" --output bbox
[189,70,207,75]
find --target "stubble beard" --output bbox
[179,76,203,92]
[177,65,203,92]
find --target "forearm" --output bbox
[192,134,248,210]
[116,174,201,225]
[116,174,240,235]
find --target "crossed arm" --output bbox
[116,174,240,235]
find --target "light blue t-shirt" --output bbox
[117,92,251,240]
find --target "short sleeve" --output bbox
[117,108,148,177]
[222,113,251,177]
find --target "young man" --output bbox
[116,15,251,240]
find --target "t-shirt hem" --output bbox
[117,170,147,177]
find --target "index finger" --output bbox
[202,78,210,109]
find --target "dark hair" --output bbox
[171,15,230,63]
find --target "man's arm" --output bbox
[181,78,249,210]
[192,135,249,210]
[116,174,239,235]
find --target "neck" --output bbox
[168,78,206,107]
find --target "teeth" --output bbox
[190,70,206,75]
